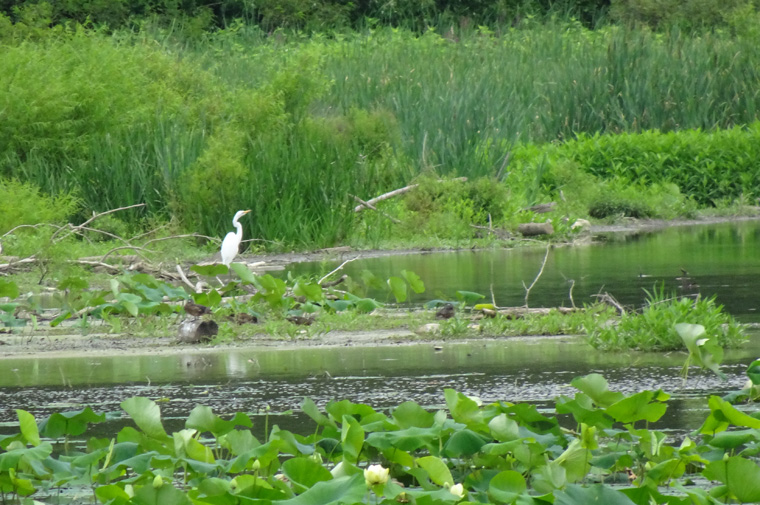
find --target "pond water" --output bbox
[1,334,758,439]
[1,220,759,437]
[292,220,760,323]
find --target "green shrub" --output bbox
[0,179,79,236]
[610,0,755,30]
[586,286,746,351]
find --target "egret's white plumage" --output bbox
[221,210,251,267]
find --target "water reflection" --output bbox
[290,220,760,322]
[2,334,758,437]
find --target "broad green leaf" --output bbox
[605,390,669,424]
[707,429,760,450]
[444,429,488,457]
[488,414,520,442]
[39,408,106,438]
[95,484,131,504]
[0,280,19,299]
[50,310,72,327]
[473,303,496,311]
[416,456,454,487]
[746,359,760,385]
[274,474,365,505]
[676,323,726,379]
[120,397,168,439]
[388,276,407,303]
[703,456,760,503]
[401,270,425,294]
[325,299,352,312]
[556,394,613,429]
[174,429,215,463]
[340,416,364,463]
[554,439,591,483]
[354,298,382,313]
[133,481,193,505]
[554,483,637,505]
[700,395,760,434]
[186,405,251,437]
[444,389,486,431]
[489,470,527,504]
[366,426,439,452]
[16,410,40,447]
[231,262,257,283]
[191,264,229,276]
[282,457,332,492]
[570,374,624,408]
[455,291,486,305]
[294,280,324,302]
[392,401,435,429]
[301,398,335,428]
[360,270,385,290]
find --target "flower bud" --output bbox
[364,464,390,486]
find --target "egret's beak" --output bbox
[243,210,251,214]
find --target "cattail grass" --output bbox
[3,22,760,248]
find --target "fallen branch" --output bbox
[73,260,122,273]
[353,177,468,212]
[591,292,626,314]
[522,245,551,308]
[350,195,401,224]
[318,256,361,285]
[321,274,347,288]
[50,203,146,243]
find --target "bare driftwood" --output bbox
[177,319,219,343]
[353,177,468,212]
[318,255,361,285]
[522,245,551,308]
[591,292,626,314]
[518,222,554,236]
[522,202,557,214]
[350,195,401,223]
[321,274,348,288]
[497,306,576,318]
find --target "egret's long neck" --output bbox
[233,219,244,240]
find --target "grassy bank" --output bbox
[1,21,760,255]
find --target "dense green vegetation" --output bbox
[2,368,760,505]
[2,0,760,253]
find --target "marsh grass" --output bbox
[586,285,746,351]
[3,22,760,249]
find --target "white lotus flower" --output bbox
[448,483,465,499]
[364,464,390,486]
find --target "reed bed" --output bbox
[2,22,760,248]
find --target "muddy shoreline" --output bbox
[2,214,758,359]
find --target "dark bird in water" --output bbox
[676,268,699,291]
[435,303,455,320]
[234,312,258,325]
[184,301,212,318]
[287,315,315,326]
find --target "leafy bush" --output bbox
[610,0,755,30]
[0,179,78,236]
[586,286,746,351]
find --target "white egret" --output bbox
[221,209,251,267]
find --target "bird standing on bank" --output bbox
[221,210,251,267]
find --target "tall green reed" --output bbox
[4,21,760,248]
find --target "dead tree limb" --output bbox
[350,195,401,223]
[353,178,468,212]
[522,245,551,308]
[318,256,361,285]
[50,203,146,243]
